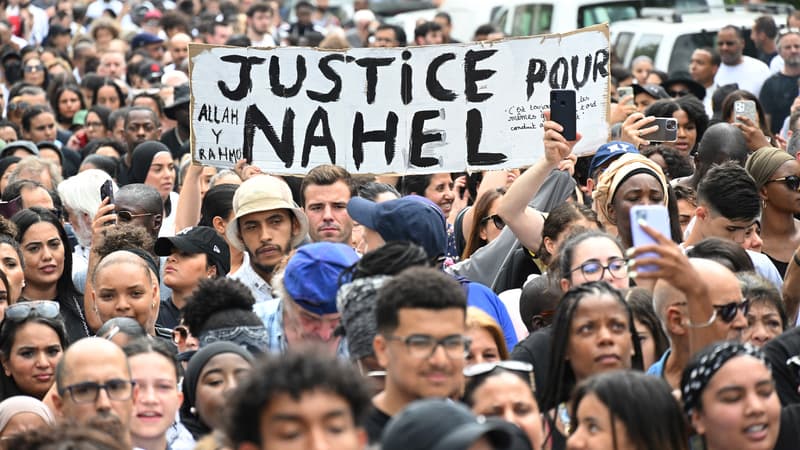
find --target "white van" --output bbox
[492,0,641,36]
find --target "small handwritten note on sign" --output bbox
[189,24,609,175]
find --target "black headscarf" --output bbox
[128,141,170,185]
[179,341,254,439]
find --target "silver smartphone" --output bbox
[618,86,634,105]
[640,117,678,142]
[734,100,757,125]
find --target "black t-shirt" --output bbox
[157,297,180,330]
[510,327,552,404]
[759,72,800,134]
[774,404,800,450]
[764,327,800,406]
[364,405,391,445]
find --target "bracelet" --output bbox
[685,309,717,328]
[793,252,800,267]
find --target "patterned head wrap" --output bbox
[336,275,390,360]
[681,341,768,418]
[592,153,669,225]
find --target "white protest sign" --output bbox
[189,24,609,175]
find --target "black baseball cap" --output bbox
[154,226,230,276]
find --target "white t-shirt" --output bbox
[714,56,771,97]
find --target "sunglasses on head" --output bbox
[712,298,749,323]
[5,300,60,321]
[463,360,533,377]
[480,214,505,230]
[767,175,800,192]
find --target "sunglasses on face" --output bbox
[24,64,44,73]
[480,214,505,230]
[767,175,800,192]
[5,300,60,321]
[713,298,750,323]
[116,210,155,222]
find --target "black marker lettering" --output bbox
[572,54,592,90]
[401,51,412,105]
[212,128,222,144]
[269,55,307,98]
[242,105,295,168]
[352,111,398,170]
[307,54,355,102]
[464,49,497,102]
[217,55,266,101]
[427,52,457,101]
[301,107,336,167]
[466,108,506,165]
[526,58,547,100]
[549,57,568,89]
[355,57,395,104]
[408,110,442,168]
[593,49,610,81]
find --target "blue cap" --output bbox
[589,141,638,178]
[131,32,164,49]
[347,195,447,260]
[283,242,359,315]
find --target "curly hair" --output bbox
[92,224,155,261]
[225,350,371,447]
[181,277,260,336]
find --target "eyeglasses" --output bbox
[668,89,690,97]
[480,214,505,230]
[570,257,628,282]
[385,334,471,360]
[463,360,533,377]
[116,210,155,222]
[713,298,750,323]
[766,175,800,192]
[5,300,60,321]
[59,379,135,404]
[85,121,105,129]
[23,64,44,73]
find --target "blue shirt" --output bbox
[647,348,671,377]
[255,299,349,358]
[466,282,518,350]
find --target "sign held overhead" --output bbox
[189,24,610,175]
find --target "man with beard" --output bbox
[227,175,308,304]
[301,164,354,244]
[760,31,800,134]
[260,242,358,355]
[713,25,771,97]
[118,107,161,185]
[52,338,137,448]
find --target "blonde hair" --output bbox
[466,306,508,359]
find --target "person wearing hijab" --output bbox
[179,341,254,441]
[128,141,178,237]
[592,153,670,248]
[745,146,800,277]
[0,395,56,439]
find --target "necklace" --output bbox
[72,296,91,337]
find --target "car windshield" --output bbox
[579,2,640,27]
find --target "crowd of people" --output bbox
[0,0,797,450]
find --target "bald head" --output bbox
[54,337,134,444]
[691,257,747,341]
[653,279,687,325]
[56,337,130,390]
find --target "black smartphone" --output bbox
[550,89,576,141]
[100,179,114,204]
